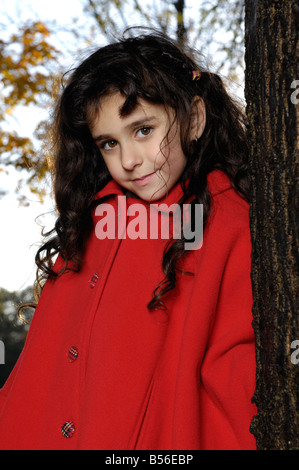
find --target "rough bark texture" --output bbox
[245,0,299,450]
[174,0,187,48]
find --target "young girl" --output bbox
[0,29,257,450]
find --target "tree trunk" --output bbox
[174,0,187,47]
[245,0,299,450]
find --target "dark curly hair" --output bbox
[34,27,249,311]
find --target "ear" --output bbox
[189,96,206,141]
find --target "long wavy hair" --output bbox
[34,28,249,311]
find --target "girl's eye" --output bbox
[101,140,117,151]
[137,126,152,137]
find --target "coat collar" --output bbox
[94,177,186,206]
[93,170,232,204]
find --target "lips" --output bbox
[133,171,156,187]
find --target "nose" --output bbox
[120,143,142,171]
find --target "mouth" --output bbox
[132,171,156,187]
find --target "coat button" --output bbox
[61,421,75,438]
[90,273,99,288]
[68,346,78,363]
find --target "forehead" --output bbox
[89,92,172,133]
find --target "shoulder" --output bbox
[207,170,250,232]
[188,170,252,268]
[186,170,252,297]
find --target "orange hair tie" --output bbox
[192,70,201,81]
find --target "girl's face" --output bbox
[90,92,188,201]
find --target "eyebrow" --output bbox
[92,116,159,142]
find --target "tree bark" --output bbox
[173,0,187,48]
[245,0,299,450]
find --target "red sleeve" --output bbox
[199,224,257,450]
[0,255,65,417]
[0,264,61,419]
[0,387,8,414]
[0,350,23,417]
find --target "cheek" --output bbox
[102,156,117,175]
[158,146,187,175]
[169,138,187,165]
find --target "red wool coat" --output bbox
[0,170,257,450]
